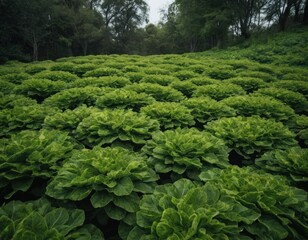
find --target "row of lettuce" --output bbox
[0,54,308,239]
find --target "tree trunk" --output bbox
[33,34,38,61]
[304,0,308,24]
[278,0,294,31]
[82,41,88,55]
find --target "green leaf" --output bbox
[90,191,113,208]
[113,194,140,213]
[110,177,134,196]
[0,215,15,239]
[104,204,126,220]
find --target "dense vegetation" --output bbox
[0,28,308,239]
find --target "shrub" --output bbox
[187,64,207,73]
[71,76,131,88]
[122,65,141,73]
[83,67,123,77]
[182,97,236,124]
[193,83,246,101]
[140,75,178,86]
[15,78,67,101]
[0,94,37,109]
[290,115,308,145]
[0,129,80,198]
[141,102,195,129]
[199,166,308,239]
[206,116,297,160]
[173,70,199,80]
[142,128,229,178]
[33,70,78,82]
[270,80,308,97]
[0,198,104,239]
[256,147,308,183]
[125,72,146,83]
[254,87,308,113]
[125,83,185,102]
[237,70,277,82]
[188,77,220,86]
[46,147,158,221]
[0,104,59,137]
[72,63,97,76]
[0,80,15,95]
[0,73,30,84]
[169,80,197,97]
[50,62,75,73]
[96,89,155,111]
[221,95,296,122]
[24,65,47,74]
[43,87,110,110]
[223,77,267,93]
[207,69,236,80]
[142,67,170,75]
[128,178,259,239]
[75,109,159,147]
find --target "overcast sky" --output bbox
[146,0,173,24]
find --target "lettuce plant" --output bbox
[182,97,236,124]
[169,80,197,97]
[0,198,104,240]
[223,77,267,93]
[221,95,296,122]
[83,67,123,77]
[199,166,308,239]
[206,116,297,160]
[173,70,200,80]
[25,65,47,74]
[0,94,37,110]
[0,129,80,198]
[193,83,246,100]
[142,128,229,178]
[125,83,185,102]
[141,102,195,129]
[0,80,15,95]
[254,87,308,113]
[43,87,111,110]
[125,72,146,83]
[127,178,259,240]
[256,147,308,183]
[140,75,178,86]
[188,77,220,86]
[0,104,59,137]
[33,70,79,82]
[207,69,236,80]
[75,109,160,147]
[46,147,158,221]
[271,80,308,97]
[71,76,131,88]
[142,67,170,75]
[95,89,155,111]
[50,62,76,73]
[0,73,30,84]
[15,78,67,101]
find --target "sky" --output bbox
[146,0,173,24]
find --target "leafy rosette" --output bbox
[124,83,185,102]
[71,76,131,88]
[43,86,112,110]
[83,67,123,77]
[199,167,308,239]
[75,109,160,147]
[221,95,296,122]
[182,97,236,124]
[271,80,308,97]
[0,80,15,95]
[169,80,197,97]
[140,74,179,86]
[188,77,220,86]
[0,94,37,110]
[0,104,59,137]
[206,116,297,160]
[14,78,67,101]
[125,72,146,83]
[50,62,76,73]
[141,102,195,129]
[256,147,308,183]
[33,70,79,82]
[44,105,100,132]
[142,128,230,178]
[25,65,47,74]
[223,77,267,93]
[173,70,200,80]
[254,87,308,114]
[46,147,158,221]
[126,179,260,240]
[0,72,30,84]
[0,198,104,240]
[0,129,80,198]
[95,89,155,111]
[193,83,246,100]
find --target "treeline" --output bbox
[1,0,308,62]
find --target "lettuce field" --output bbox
[0,31,308,239]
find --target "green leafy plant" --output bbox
[0,198,104,239]
[207,69,236,80]
[169,80,197,97]
[95,89,155,111]
[254,87,308,114]
[46,147,158,222]
[199,166,308,239]
[141,102,195,129]
[0,129,80,198]
[127,178,260,240]
[50,62,76,73]
[271,80,308,97]
[142,128,229,178]
[193,83,246,100]
[221,95,296,122]
[0,104,59,137]
[142,67,170,75]
[188,77,220,86]
[173,70,200,80]
[71,76,131,88]
[33,70,79,82]
[0,94,37,110]
[24,65,47,74]
[182,97,236,124]
[140,74,178,86]
[256,147,308,183]
[83,67,123,77]
[206,116,297,160]
[223,77,267,93]
[125,72,146,82]
[0,80,16,95]
[0,73,30,84]
[75,109,160,147]
[125,83,185,102]
[237,70,277,82]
